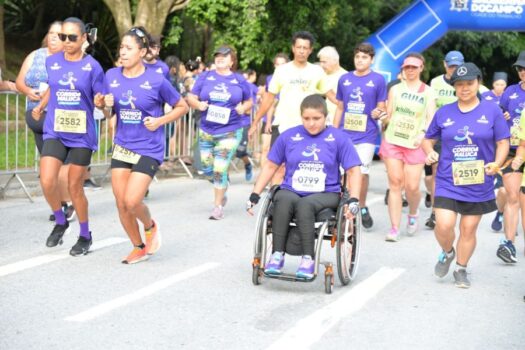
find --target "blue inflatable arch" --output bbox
[367,0,525,82]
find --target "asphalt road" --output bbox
[1,162,524,349]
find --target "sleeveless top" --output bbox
[24,48,48,110]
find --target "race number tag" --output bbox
[392,115,417,142]
[510,124,520,146]
[452,160,484,186]
[206,105,231,125]
[292,169,326,193]
[112,144,141,165]
[343,113,367,132]
[54,109,86,133]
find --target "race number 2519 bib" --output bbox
[344,113,367,132]
[112,144,141,165]
[452,160,484,186]
[54,109,86,133]
[206,105,231,125]
[292,169,326,193]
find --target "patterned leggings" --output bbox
[199,128,242,189]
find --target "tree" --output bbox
[0,1,5,73]
[102,0,189,37]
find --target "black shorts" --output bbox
[424,164,433,176]
[261,122,271,135]
[111,155,160,178]
[236,126,249,158]
[270,126,280,147]
[41,138,92,166]
[501,151,525,174]
[434,196,496,215]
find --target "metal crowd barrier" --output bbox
[0,91,263,201]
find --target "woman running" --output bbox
[103,27,188,264]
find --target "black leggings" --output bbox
[26,109,45,153]
[272,189,339,257]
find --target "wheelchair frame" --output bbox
[251,185,362,294]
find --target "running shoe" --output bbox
[407,213,419,236]
[361,207,374,229]
[209,206,224,220]
[245,163,253,181]
[402,195,408,208]
[46,222,70,247]
[83,179,101,191]
[70,235,92,256]
[491,211,503,232]
[496,239,517,263]
[453,269,471,289]
[264,252,285,275]
[296,256,315,279]
[65,205,76,222]
[434,248,455,278]
[145,220,161,255]
[122,246,148,264]
[425,212,436,230]
[425,193,432,208]
[385,227,400,242]
[49,203,69,221]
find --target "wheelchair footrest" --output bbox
[263,272,317,283]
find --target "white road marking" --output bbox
[65,262,220,322]
[266,267,405,350]
[0,237,127,277]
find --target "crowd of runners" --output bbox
[2,17,525,289]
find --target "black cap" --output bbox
[493,72,508,83]
[213,46,232,56]
[512,51,525,68]
[450,62,482,84]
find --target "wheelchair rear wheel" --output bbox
[252,187,276,285]
[336,208,362,285]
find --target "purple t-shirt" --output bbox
[268,125,361,196]
[106,66,181,164]
[335,71,387,144]
[44,52,106,150]
[500,84,525,149]
[192,70,251,134]
[144,59,170,80]
[241,82,258,127]
[481,90,502,105]
[425,100,509,202]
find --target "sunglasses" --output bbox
[58,33,79,42]
[129,27,148,46]
[516,66,525,73]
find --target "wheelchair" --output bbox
[251,185,362,294]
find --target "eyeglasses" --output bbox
[516,66,525,73]
[58,33,79,42]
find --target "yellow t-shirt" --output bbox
[319,67,347,125]
[269,61,325,132]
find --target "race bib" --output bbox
[112,144,141,165]
[54,109,86,133]
[392,115,417,142]
[206,105,231,125]
[510,124,520,146]
[452,160,484,186]
[343,113,367,132]
[292,169,326,193]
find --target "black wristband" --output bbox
[344,197,359,205]
[249,192,260,205]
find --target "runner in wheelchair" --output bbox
[247,94,362,278]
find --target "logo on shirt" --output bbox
[454,126,474,144]
[443,118,455,127]
[119,90,137,109]
[476,115,488,124]
[324,133,335,142]
[230,79,238,84]
[350,87,364,102]
[509,93,519,100]
[118,90,142,123]
[156,67,163,74]
[366,80,375,87]
[110,80,120,88]
[81,63,92,71]
[140,81,152,90]
[58,72,77,90]
[291,133,304,141]
[209,83,231,102]
[343,79,351,86]
[302,144,321,161]
[484,95,493,101]
[206,75,216,81]
[50,62,61,70]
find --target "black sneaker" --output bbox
[65,205,76,222]
[83,179,101,190]
[425,212,436,229]
[384,189,389,205]
[70,235,92,256]
[402,195,408,207]
[425,193,432,208]
[49,213,55,221]
[361,206,374,229]
[46,222,70,247]
[49,203,68,221]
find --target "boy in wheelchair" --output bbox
[247,94,362,278]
